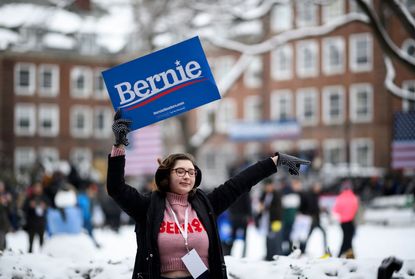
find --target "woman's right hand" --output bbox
[112,109,132,146]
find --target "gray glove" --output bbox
[112,109,132,146]
[275,152,311,176]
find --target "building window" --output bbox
[70,66,92,98]
[350,33,373,72]
[271,44,293,80]
[94,69,107,99]
[402,39,415,62]
[197,105,211,128]
[271,2,292,32]
[38,147,59,167]
[349,0,372,13]
[350,83,373,123]
[244,95,262,121]
[94,107,112,138]
[14,63,36,95]
[244,56,263,88]
[211,56,235,82]
[322,0,344,23]
[296,0,317,27]
[402,80,415,112]
[323,139,346,165]
[38,104,59,137]
[216,98,236,133]
[39,64,59,97]
[271,90,293,120]
[14,147,36,177]
[322,37,345,75]
[15,104,36,136]
[297,88,318,126]
[351,138,373,167]
[70,106,92,138]
[323,86,345,125]
[70,148,92,169]
[296,40,319,78]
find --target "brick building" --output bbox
[188,0,415,187]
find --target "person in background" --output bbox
[77,181,100,248]
[107,110,310,279]
[23,182,49,253]
[298,181,327,254]
[281,178,301,255]
[332,180,359,258]
[0,180,11,251]
[256,178,283,260]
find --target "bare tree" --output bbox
[126,0,415,152]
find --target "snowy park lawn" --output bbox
[2,221,415,279]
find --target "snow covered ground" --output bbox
[2,219,415,279]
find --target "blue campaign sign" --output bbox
[102,36,221,130]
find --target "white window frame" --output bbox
[14,147,36,176]
[271,140,294,153]
[70,105,93,138]
[351,138,373,167]
[271,44,293,80]
[271,2,293,32]
[38,104,59,137]
[70,147,92,169]
[38,64,59,97]
[94,68,107,100]
[402,80,415,112]
[402,39,415,63]
[322,37,345,75]
[349,0,373,13]
[216,98,236,133]
[70,66,93,98]
[38,147,60,168]
[296,40,319,78]
[296,0,317,27]
[322,0,345,23]
[244,56,263,88]
[244,95,262,121]
[349,33,373,72]
[15,104,36,136]
[298,139,318,152]
[94,106,113,138]
[296,88,319,126]
[350,83,373,123]
[14,63,36,96]
[323,85,345,125]
[323,139,346,166]
[270,89,293,120]
[211,55,235,83]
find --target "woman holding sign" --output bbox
[107,110,310,279]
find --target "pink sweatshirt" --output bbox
[110,146,209,273]
[158,192,209,273]
[332,189,359,223]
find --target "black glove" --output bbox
[275,152,311,176]
[112,109,132,146]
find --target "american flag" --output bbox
[125,124,163,176]
[391,112,415,169]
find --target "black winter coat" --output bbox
[106,155,277,279]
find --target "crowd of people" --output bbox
[0,166,124,253]
[217,162,415,260]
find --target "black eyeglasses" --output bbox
[171,168,197,177]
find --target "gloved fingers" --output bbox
[295,158,311,165]
[114,118,133,127]
[114,108,122,121]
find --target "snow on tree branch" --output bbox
[202,13,369,55]
[384,56,415,101]
[355,0,415,72]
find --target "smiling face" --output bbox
[169,159,196,195]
